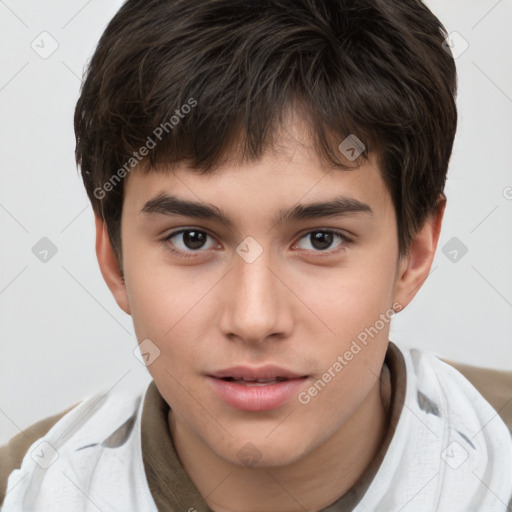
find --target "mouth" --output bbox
[206,366,309,411]
[217,376,292,386]
[208,365,307,381]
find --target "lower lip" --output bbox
[207,376,308,412]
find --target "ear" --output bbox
[394,196,446,310]
[94,215,131,315]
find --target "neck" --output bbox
[169,364,391,512]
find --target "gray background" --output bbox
[0,0,511,445]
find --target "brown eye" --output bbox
[163,229,216,255]
[296,230,348,253]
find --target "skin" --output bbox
[95,111,445,511]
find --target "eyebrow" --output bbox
[140,192,373,227]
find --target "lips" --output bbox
[207,365,308,411]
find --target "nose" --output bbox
[219,245,293,345]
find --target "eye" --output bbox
[163,229,217,257]
[294,230,349,253]
[162,228,350,258]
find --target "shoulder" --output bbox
[442,358,512,434]
[0,402,80,507]
[0,380,152,510]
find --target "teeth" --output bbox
[238,380,278,386]
[228,377,288,384]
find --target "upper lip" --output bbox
[208,366,307,380]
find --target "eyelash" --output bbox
[161,228,352,259]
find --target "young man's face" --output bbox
[101,114,426,468]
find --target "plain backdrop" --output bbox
[0,0,511,445]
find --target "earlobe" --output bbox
[94,215,131,315]
[394,197,446,310]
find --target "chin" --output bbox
[220,436,312,469]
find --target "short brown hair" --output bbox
[74,0,457,268]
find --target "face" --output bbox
[116,116,404,468]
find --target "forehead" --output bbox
[122,112,393,226]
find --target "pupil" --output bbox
[311,231,332,250]
[184,230,206,249]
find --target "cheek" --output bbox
[299,255,397,341]
[124,245,197,338]
[124,256,217,379]
[291,245,397,395]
